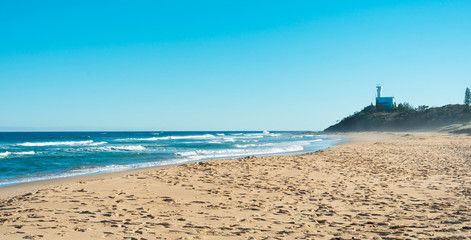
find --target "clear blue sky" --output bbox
[1,0,470,131]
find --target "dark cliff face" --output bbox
[324,104,471,132]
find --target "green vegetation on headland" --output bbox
[325,87,471,132]
[324,103,471,132]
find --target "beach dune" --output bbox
[1,132,470,239]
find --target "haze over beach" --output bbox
[1,1,471,239]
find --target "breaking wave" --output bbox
[116,137,160,141]
[0,151,35,158]
[0,131,341,188]
[234,139,322,148]
[94,145,146,152]
[0,158,188,187]
[18,140,106,147]
[175,145,304,161]
[0,152,10,158]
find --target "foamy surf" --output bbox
[0,131,341,187]
[175,145,304,161]
[167,134,216,140]
[15,151,36,155]
[116,137,160,141]
[93,145,146,152]
[18,140,106,147]
[0,158,188,187]
[0,151,36,158]
[116,134,217,141]
[233,139,321,149]
[0,152,11,158]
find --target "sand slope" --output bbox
[0,132,470,239]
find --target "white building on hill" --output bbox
[376,85,396,111]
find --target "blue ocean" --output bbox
[0,131,342,187]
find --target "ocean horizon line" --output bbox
[0,130,324,133]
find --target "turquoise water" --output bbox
[0,131,343,187]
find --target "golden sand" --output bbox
[0,132,470,239]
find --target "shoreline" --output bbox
[1,131,469,239]
[0,133,346,197]
[0,164,177,199]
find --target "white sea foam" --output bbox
[175,145,304,161]
[148,136,171,140]
[0,151,35,158]
[220,134,264,142]
[116,137,159,141]
[117,134,216,141]
[0,151,11,158]
[95,145,146,152]
[14,151,36,155]
[18,140,106,147]
[0,158,189,187]
[234,139,322,149]
[169,134,215,140]
[226,133,265,139]
[291,134,316,138]
[135,134,217,140]
[216,133,225,136]
[112,145,146,151]
[243,134,265,138]
[257,131,281,137]
[234,144,258,148]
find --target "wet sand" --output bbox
[0,132,470,239]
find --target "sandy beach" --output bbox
[0,132,470,239]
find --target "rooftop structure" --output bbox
[376,85,396,111]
